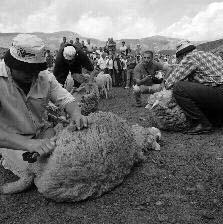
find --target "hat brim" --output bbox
[4,50,47,72]
[176,45,196,58]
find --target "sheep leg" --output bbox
[0,173,34,194]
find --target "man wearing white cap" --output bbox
[0,34,89,194]
[53,43,94,88]
[164,40,223,134]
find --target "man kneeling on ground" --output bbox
[164,40,223,134]
[133,50,170,107]
[0,34,89,194]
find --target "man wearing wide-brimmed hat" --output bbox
[164,40,223,134]
[0,34,89,194]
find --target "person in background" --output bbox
[86,39,93,55]
[136,54,142,64]
[136,44,142,56]
[126,44,131,55]
[125,55,136,89]
[113,54,123,87]
[164,40,223,134]
[53,44,94,88]
[121,54,127,87]
[107,54,114,86]
[97,52,108,72]
[60,36,67,49]
[133,50,170,107]
[74,37,82,50]
[0,34,89,194]
[120,41,127,56]
[45,49,54,71]
[81,40,86,50]
[70,40,74,45]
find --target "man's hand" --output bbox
[26,138,57,157]
[160,82,166,90]
[70,112,89,130]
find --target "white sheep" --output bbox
[94,71,112,99]
[145,89,190,131]
[0,112,161,202]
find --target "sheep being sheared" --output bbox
[0,112,161,202]
[145,89,190,131]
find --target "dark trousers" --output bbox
[122,69,127,87]
[114,69,122,87]
[173,81,223,126]
[109,69,116,87]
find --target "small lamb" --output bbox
[94,71,112,98]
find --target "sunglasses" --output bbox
[143,57,151,59]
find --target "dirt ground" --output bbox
[1,87,223,224]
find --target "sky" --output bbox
[0,0,223,41]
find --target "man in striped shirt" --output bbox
[165,40,223,134]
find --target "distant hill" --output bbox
[0,31,105,51]
[0,31,202,54]
[197,39,223,52]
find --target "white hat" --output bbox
[4,34,47,71]
[63,46,76,60]
[10,34,46,63]
[176,40,196,57]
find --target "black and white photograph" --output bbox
[1,0,223,223]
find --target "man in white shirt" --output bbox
[86,39,94,54]
[97,53,108,71]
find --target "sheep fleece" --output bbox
[33,112,143,202]
[146,90,190,131]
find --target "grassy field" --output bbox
[1,87,223,224]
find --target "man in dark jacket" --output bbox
[53,44,94,88]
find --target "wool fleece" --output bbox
[145,90,190,131]
[32,112,160,202]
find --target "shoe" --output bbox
[186,123,213,135]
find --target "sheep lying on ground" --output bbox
[1,112,161,202]
[145,89,190,131]
[94,72,112,98]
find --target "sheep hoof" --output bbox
[0,174,34,194]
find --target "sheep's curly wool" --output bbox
[32,112,159,202]
[72,83,99,116]
[46,83,99,124]
[145,90,190,131]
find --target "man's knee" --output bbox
[172,81,187,97]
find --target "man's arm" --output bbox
[133,64,142,85]
[0,127,29,151]
[0,127,56,156]
[79,50,94,72]
[165,54,197,89]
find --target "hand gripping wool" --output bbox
[31,112,161,202]
[145,90,190,131]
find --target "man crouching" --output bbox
[0,34,89,194]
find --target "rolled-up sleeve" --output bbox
[49,73,75,109]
